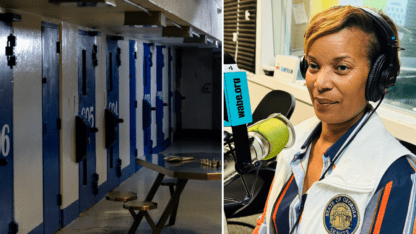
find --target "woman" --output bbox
[254,5,416,234]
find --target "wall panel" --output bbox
[13,12,43,233]
[119,39,130,171]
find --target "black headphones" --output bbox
[299,7,401,102]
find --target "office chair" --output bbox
[224,90,296,229]
[248,90,296,127]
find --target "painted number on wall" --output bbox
[0,124,11,157]
[81,107,95,128]
[108,101,118,115]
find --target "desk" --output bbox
[130,152,221,234]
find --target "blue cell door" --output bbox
[0,18,14,234]
[154,45,165,153]
[106,36,123,190]
[143,43,153,157]
[78,30,98,214]
[42,21,61,233]
[165,47,173,147]
[129,40,139,172]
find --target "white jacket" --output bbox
[263,112,415,234]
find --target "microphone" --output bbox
[224,113,296,184]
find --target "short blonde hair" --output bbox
[304,5,400,69]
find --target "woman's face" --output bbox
[305,27,370,125]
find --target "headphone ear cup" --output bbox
[366,54,387,102]
[300,55,307,78]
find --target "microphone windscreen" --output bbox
[248,118,290,160]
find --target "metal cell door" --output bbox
[0,17,15,234]
[154,45,165,153]
[78,30,98,214]
[143,43,153,157]
[42,21,61,233]
[165,47,172,148]
[106,36,122,191]
[129,40,136,175]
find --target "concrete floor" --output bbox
[56,137,222,234]
[226,214,259,234]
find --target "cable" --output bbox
[288,95,385,234]
[319,95,384,181]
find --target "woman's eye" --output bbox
[308,63,318,70]
[336,65,348,71]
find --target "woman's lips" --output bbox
[315,98,338,106]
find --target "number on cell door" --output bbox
[0,124,10,157]
[81,107,95,127]
[108,101,118,115]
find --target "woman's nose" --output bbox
[314,68,333,93]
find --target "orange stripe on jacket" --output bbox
[253,176,276,234]
[373,181,393,234]
[272,175,295,233]
[412,214,416,234]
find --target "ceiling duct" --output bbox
[124,11,166,27]
[48,0,116,7]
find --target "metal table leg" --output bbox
[127,174,189,234]
[167,184,179,226]
[153,179,188,234]
[127,173,165,234]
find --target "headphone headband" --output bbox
[359,7,399,69]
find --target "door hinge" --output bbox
[117,47,121,67]
[57,118,62,130]
[135,149,138,156]
[42,77,47,84]
[134,51,137,59]
[117,159,122,178]
[9,221,18,234]
[135,100,138,108]
[56,41,61,54]
[92,44,98,67]
[57,194,62,206]
[92,173,99,195]
[6,34,16,69]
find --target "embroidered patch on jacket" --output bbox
[323,194,360,234]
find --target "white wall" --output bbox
[118,38,130,170]
[96,31,107,186]
[13,11,43,233]
[135,39,145,156]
